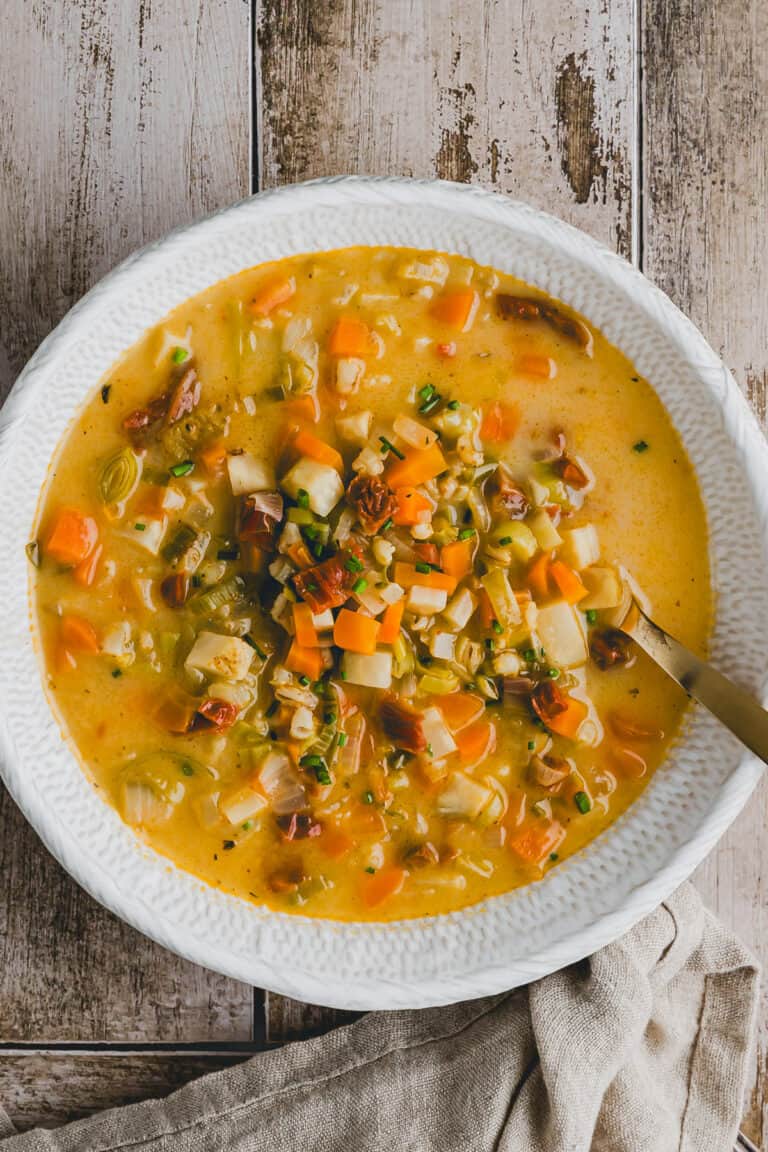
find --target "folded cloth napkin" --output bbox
[0,884,759,1152]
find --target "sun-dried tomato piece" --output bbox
[122,392,170,432]
[276,813,322,841]
[590,628,634,670]
[166,367,201,424]
[160,572,190,608]
[530,680,569,726]
[552,455,591,490]
[238,492,284,550]
[194,698,239,730]
[380,696,427,754]
[293,547,360,614]
[346,474,397,535]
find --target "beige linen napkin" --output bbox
[0,884,758,1151]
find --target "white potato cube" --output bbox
[336,410,372,445]
[227,452,276,496]
[311,608,335,631]
[219,787,268,826]
[429,631,457,661]
[493,650,522,676]
[101,621,135,668]
[341,651,392,689]
[123,517,167,556]
[580,566,623,610]
[529,509,562,552]
[558,524,600,570]
[437,772,492,820]
[536,601,588,669]
[281,458,344,517]
[421,706,458,759]
[442,588,477,631]
[406,585,448,615]
[185,631,255,681]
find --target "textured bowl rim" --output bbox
[1,176,766,1010]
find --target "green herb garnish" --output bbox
[364,866,376,874]
[414,561,432,574]
[379,436,405,460]
[574,791,591,814]
[352,576,368,594]
[547,668,560,679]
[585,609,597,625]
[362,790,374,804]
[633,440,649,453]
[169,459,194,478]
[527,740,535,750]
[337,732,348,748]
[134,522,146,532]
[314,765,332,786]
[458,527,476,541]
[111,668,122,679]
[171,347,189,364]
[180,762,195,777]
[418,395,441,415]
[345,556,364,573]
[523,648,536,662]
[498,535,513,546]
[418,384,435,402]
[222,839,236,850]
[298,674,310,686]
[549,853,559,862]
[381,518,394,532]
[297,488,310,509]
[447,399,460,410]
[492,619,503,635]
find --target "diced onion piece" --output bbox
[312,608,335,631]
[185,631,255,681]
[558,524,600,570]
[493,651,522,676]
[336,410,372,444]
[281,458,344,517]
[406,585,448,615]
[429,631,457,660]
[397,255,449,285]
[335,357,366,394]
[101,621,135,668]
[290,705,316,740]
[219,787,268,826]
[122,517,167,555]
[580,565,623,610]
[437,772,492,820]
[257,751,307,815]
[421,706,458,758]
[529,509,562,551]
[122,780,176,828]
[227,452,276,495]
[379,581,404,605]
[341,650,393,689]
[393,414,438,449]
[480,568,521,629]
[536,601,588,668]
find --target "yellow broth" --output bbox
[31,247,710,920]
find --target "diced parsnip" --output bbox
[580,565,623,610]
[379,581,404,604]
[336,410,372,445]
[397,255,449,285]
[529,509,562,551]
[123,517,167,555]
[421,706,458,758]
[392,414,438,449]
[281,458,344,517]
[101,621,135,668]
[442,587,477,631]
[219,787,268,826]
[536,601,588,668]
[311,608,335,631]
[341,650,393,689]
[480,569,521,629]
[290,705,316,740]
[406,585,448,615]
[437,772,493,820]
[558,524,600,570]
[493,650,522,676]
[185,630,255,681]
[335,357,366,394]
[429,631,457,660]
[227,452,276,495]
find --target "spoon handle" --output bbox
[622,606,768,766]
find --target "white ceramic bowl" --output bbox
[1,178,766,1010]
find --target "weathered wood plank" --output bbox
[0,0,253,1041]
[0,1052,248,1133]
[255,0,634,254]
[255,0,635,1040]
[643,0,768,1143]
[262,995,359,1046]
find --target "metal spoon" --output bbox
[620,602,768,765]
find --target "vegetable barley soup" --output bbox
[31,247,710,920]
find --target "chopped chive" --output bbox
[345,555,364,573]
[485,638,495,651]
[313,679,326,693]
[414,561,432,574]
[265,700,279,717]
[498,535,513,546]
[426,743,434,756]
[585,609,597,625]
[379,436,405,460]
[458,527,476,541]
[101,384,111,404]
[492,619,503,635]
[300,754,326,769]
[242,820,254,831]
[315,765,332,786]
[527,740,535,750]
[303,523,321,539]
[337,732,348,748]
[134,522,146,531]
[447,399,460,410]
[243,635,266,658]
[352,576,368,594]
[418,383,435,402]
[574,791,591,814]
[180,762,195,777]
[549,852,559,862]
[381,518,394,532]
[217,547,240,561]
[523,649,536,662]
[111,668,122,679]
[340,669,347,680]
[222,839,236,850]
[362,790,374,804]
[297,488,310,509]
[169,459,194,478]
[364,866,376,874]
[632,439,649,453]
[418,395,441,415]
[298,674,310,686]
[547,667,560,678]
[171,347,189,364]
[305,582,319,592]
[324,711,336,724]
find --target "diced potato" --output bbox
[437,772,492,820]
[429,631,457,661]
[380,581,404,604]
[281,458,344,517]
[341,650,393,689]
[406,585,448,615]
[123,517,167,555]
[219,787,268,826]
[536,601,588,668]
[580,565,623,610]
[312,608,335,631]
[558,524,600,570]
[152,326,192,367]
[335,357,366,395]
[480,569,521,629]
[398,255,449,286]
[227,452,276,496]
[156,484,186,512]
[422,706,458,758]
[185,630,255,681]
[442,587,477,631]
[491,521,538,563]
[336,410,372,445]
[529,509,562,551]
[392,414,438,449]
[101,621,135,668]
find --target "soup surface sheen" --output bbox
[32,246,710,920]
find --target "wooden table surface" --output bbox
[0,0,765,1142]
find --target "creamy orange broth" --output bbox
[31,247,710,920]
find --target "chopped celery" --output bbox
[480,568,521,630]
[189,576,246,615]
[417,663,460,694]
[99,447,141,505]
[392,633,415,678]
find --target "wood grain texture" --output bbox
[643,0,768,1142]
[0,1051,248,1133]
[262,994,359,1045]
[255,0,634,254]
[0,0,253,1042]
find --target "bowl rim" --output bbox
[1,175,766,1009]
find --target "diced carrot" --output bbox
[60,615,99,654]
[480,401,521,443]
[385,442,447,488]
[46,508,98,567]
[518,354,556,379]
[333,608,380,654]
[293,602,320,648]
[437,691,485,733]
[527,552,551,601]
[454,720,497,767]
[249,276,296,316]
[431,289,479,332]
[284,640,324,681]
[321,827,355,861]
[440,537,475,580]
[392,486,433,526]
[286,540,315,569]
[546,694,589,740]
[435,342,457,358]
[392,562,457,595]
[282,393,320,424]
[477,588,495,629]
[199,439,228,476]
[328,316,375,358]
[360,866,406,908]
[378,599,405,645]
[510,819,565,865]
[549,560,588,604]
[73,543,103,588]
[292,427,344,473]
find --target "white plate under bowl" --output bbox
[0,178,766,1010]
